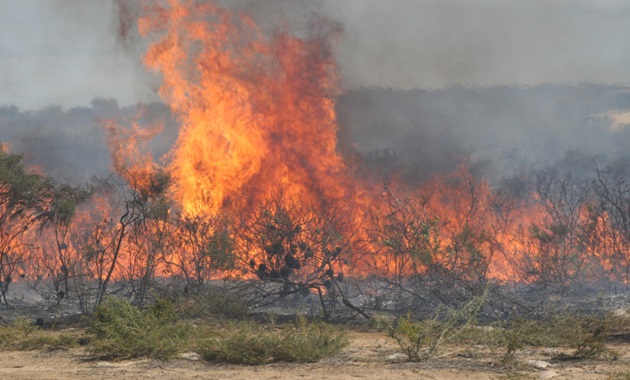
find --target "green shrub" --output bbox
[388,292,487,361]
[568,322,618,361]
[199,316,348,365]
[88,297,192,360]
[175,286,248,319]
[368,314,393,332]
[504,317,577,347]
[274,317,348,362]
[0,318,81,351]
[498,316,618,362]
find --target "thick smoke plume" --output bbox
[337,84,630,184]
[1,1,630,188]
[2,84,630,187]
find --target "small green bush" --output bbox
[498,316,618,362]
[388,293,487,361]
[0,318,81,351]
[88,297,192,360]
[368,314,393,332]
[274,317,349,362]
[199,316,348,365]
[175,286,248,319]
[568,322,618,361]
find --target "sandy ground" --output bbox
[0,331,628,380]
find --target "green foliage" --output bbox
[0,149,46,209]
[1,300,345,365]
[452,315,620,365]
[198,317,348,365]
[388,292,487,361]
[52,198,76,225]
[368,313,393,332]
[0,318,81,351]
[45,184,90,226]
[148,297,178,323]
[204,228,236,271]
[501,328,524,366]
[568,321,618,361]
[389,314,441,361]
[88,297,192,360]
[502,317,577,348]
[500,316,618,361]
[386,312,619,365]
[175,286,249,319]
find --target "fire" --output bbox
[140,1,358,217]
[130,1,613,287]
[104,110,162,191]
[6,1,630,306]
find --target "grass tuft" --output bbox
[0,318,82,351]
[198,316,348,365]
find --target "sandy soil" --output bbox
[0,331,628,380]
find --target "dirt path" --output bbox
[0,331,628,380]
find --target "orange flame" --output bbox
[140,1,360,217]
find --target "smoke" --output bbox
[327,0,630,90]
[1,84,628,187]
[4,1,630,108]
[0,99,176,185]
[2,1,630,188]
[0,0,153,109]
[336,84,630,183]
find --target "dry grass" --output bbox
[0,318,83,351]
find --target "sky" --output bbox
[2,0,630,109]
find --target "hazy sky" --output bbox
[0,1,140,109]
[2,0,630,109]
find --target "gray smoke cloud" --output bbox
[2,1,630,187]
[327,0,630,89]
[337,85,630,183]
[4,1,630,109]
[2,85,628,186]
[0,0,152,109]
[0,100,176,185]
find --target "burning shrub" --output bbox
[593,163,630,285]
[236,196,361,319]
[0,147,50,304]
[367,175,495,311]
[514,170,595,290]
[168,214,237,290]
[26,183,91,308]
